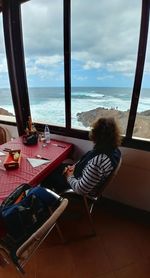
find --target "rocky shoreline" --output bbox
[0,108,14,117]
[1,106,149,139]
[77,107,150,139]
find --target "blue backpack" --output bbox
[0,184,61,250]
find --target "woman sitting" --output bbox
[41,117,121,197]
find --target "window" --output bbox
[0,0,150,150]
[21,0,65,127]
[0,15,15,121]
[71,0,141,134]
[133,25,150,140]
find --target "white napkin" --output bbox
[0,151,6,156]
[27,158,50,167]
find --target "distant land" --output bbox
[0,108,14,116]
[0,106,150,139]
[77,107,150,139]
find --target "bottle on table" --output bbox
[44,125,51,143]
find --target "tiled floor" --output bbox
[1,198,150,278]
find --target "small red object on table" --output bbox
[3,150,21,170]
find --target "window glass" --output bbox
[21,0,65,126]
[133,28,150,141]
[71,0,141,133]
[0,16,15,121]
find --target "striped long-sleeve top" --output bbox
[67,153,114,196]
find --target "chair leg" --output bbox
[16,263,26,276]
[48,207,66,244]
[0,250,25,276]
[55,222,66,243]
[83,196,96,236]
[0,253,9,268]
[89,202,95,214]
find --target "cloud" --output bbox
[21,0,141,60]
[25,55,64,82]
[0,55,8,74]
[97,75,113,81]
[0,0,150,87]
[21,0,63,56]
[144,62,150,75]
[106,60,136,76]
[83,61,101,70]
[73,75,88,81]
[35,55,63,67]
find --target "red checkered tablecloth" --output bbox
[0,137,73,203]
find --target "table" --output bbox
[0,137,73,203]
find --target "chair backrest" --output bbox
[94,157,122,199]
[16,198,68,260]
[0,126,7,145]
[0,197,68,274]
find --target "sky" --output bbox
[0,0,150,89]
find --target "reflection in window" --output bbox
[133,29,150,140]
[71,0,141,133]
[0,16,15,121]
[21,0,65,126]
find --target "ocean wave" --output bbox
[72,93,104,99]
[0,87,150,128]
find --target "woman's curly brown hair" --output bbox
[89,117,121,152]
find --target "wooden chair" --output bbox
[0,126,7,145]
[0,196,68,275]
[0,125,12,144]
[61,157,122,236]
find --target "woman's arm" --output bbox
[65,154,112,195]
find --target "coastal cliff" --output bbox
[0,108,14,116]
[77,107,150,139]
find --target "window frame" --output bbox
[0,0,150,151]
[2,0,30,135]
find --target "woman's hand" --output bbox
[63,164,75,177]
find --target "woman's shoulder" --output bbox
[90,153,111,165]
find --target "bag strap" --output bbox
[0,183,31,209]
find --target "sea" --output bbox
[0,87,150,128]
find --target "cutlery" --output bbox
[52,144,66,148]
[36,155,50,160]
[3,148,12,152]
